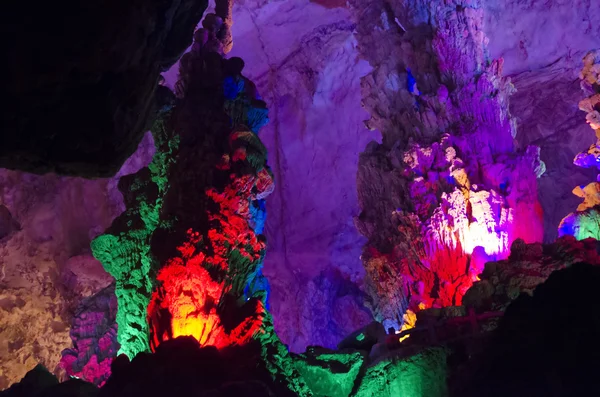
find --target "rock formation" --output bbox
[559,50,600,240]
[163,0,600,351]
[463,236,600,317]
[213,2,377,352]
[458,262,600,397]
[1,1,600,394]
[60,284,119,387]
[349,0,544,330]
[0,157,152,389]
[1,0,207,177]
[68,6,310,394]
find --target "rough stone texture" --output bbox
[0,135,153,390]
[1,0,207,177]
[86,15,313,395]
[483,0,600,76]
[99,337,298,397]
[354,347,447,397]
[2,338,292,397]
[462,237,600,317]
[558,51,600,240]
[349,0,544,329]
[510,56,597,242]
[459,262,600,397]
[61,284,119,387]
[293,347,365,397]
[482,0,600,243]
[1,0,599,377]
[158,0,600,353]
[0,365,99,397]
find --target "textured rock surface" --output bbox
[161,0,600,351]
[510,56,597,242]
[220,1,377,352]
[483,0,600,76]
[0,135,153,389]
[483,0,600,243]
[1,0,207,176]
[3,338,294,397]
[459,263,600,397]
[60,284,119,387]
[1,0,599,379]
[86,13,313,395]
[354,347,447,397]
[293,347,365,397]
[159,0,600,352]
[349,0,544,329]
[463,237,600,316]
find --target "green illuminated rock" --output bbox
[354,348,448,397]
[91,109,179,359]
[293,348,365,397]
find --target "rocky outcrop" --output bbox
[0,131,153,389]
[0,364,98,397]
[463,237,600,317]
[60,284,119,387]
[458,262,600,397]
[509,55,598,242]
[1,3,599,389]
[1,0,207,177]
[160,0,598,352]
[293,347,365,397]
[85,7,313,395]
[349,0,544,330]
[483,0,600,76]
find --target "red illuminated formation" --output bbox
[147,247,265,349]
[148,124,273,350]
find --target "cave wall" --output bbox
[0,134,154,388]
[226,0,378,352]
[1,0,207,177]
[483,0,600,242]
[217,0,599,347]
[1,1,599,387]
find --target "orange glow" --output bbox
[148,251,265,350]
[147,128,274,352]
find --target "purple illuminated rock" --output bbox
[61,284,118,386]
[221,2,377,352]
[349,0,544,329]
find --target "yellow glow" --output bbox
[397,309,418,343]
